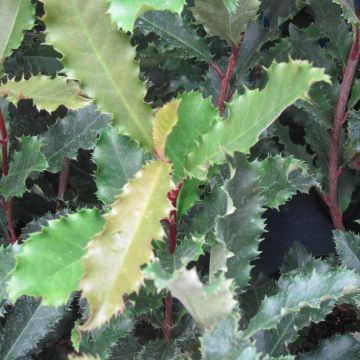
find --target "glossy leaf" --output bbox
[42,0,154,149]
[7,209,104,306]
[0,0,35,73]
[93,127,145,205]
[192,0,260,45]
[108,0,186,32]
[80,161,173,330]
[0,246,18,304]
[0,136,48,199]
[176,178,201,219]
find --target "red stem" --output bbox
[56,157,71,211]
[217,41,242,114]
[0,110,17,243]
[326,27,360,231]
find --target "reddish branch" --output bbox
[0,110,17,243]
[325,27,360,231]
[56,157,71,211]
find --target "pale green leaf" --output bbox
[244,267,360,339]
[136,340,180,360]
[0,136,48,199]
[347,111,360,154]
[334,230,360,274]
[42,0,154,149]
[0,0,35,72]
[0,245,18,304]
[93,127,145,205]
[184,60,331,179]
[7,209,104,306]
[280,241,313,274]
[332,0,359,24]
[0,76,89,111]
[192,0,260,45]
[80,161,173,330]
[41,105,111,173]
[69,355,101,360]
[136,11,213,63]
[108,0,186,32]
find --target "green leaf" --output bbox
[223,0,239,14]
[299,334,360,360]
[145,264,236,330]
[0,136,48,199]
[80,161,173,330]
[0,0,35,73]
[243,267,360,339]
[69,355,101,360]
[347,111,360,154]
[0,76,89,111]
[184,60,331,179]
[334,230,360,274]
[176,178,201,219]
[136,340,180,360]
[0,296,70,360]
[349,78,360,109]
[165,92,220,180]
[42,0,154,149]
[192,0,260,45]
[332,0,359,24]
[201,316,260,360]
[78,313,134,360]
[7,209,104,306]
[0,246,18,304]
[108,0,186,32]
[93,127,145,205]
[40,105,111,173]
[280,242,313,274]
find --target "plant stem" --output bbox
[56,157,71,211]
[217,41,242,114]
[326,26,360,231]
[0,110,17,243]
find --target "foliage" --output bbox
[1,0,360,358]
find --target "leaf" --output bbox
[334,230,360,274]
[93,127,145,205]
[108,0,186,32]
[0,136,48,199]
[349,78,360,109]
[165,92,220,180]
[7,209,104,306]
[69,355,101,360]
[347,111,360,154]
[40,104,111,173]
[136,11,213,63]
[184,60,331,179]
[136,340,180,360]
[78,312,134,360]
[299,334,360,360]
[0,246,18,304]
[223,0,239,14]
[42,0,154,149]
[0,0,35,73]
[0,76,89,111]
[153,99,180,159]
[201,316,260,360]
[176,178,201,219]
[0,296,70,360]
[280,242,313,274]
[332,0,359,24]
[145,264,236,330]
[192,0,261,45]
[80,161,173,330]
[243,267,360,339]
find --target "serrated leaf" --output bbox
[299,334,360,360]
[243,267,360,339]
[192,0,260,45]
[146,264,236,330]
[347,111,360,154]
[153,99,180,160]
[332,0,359,24]
[201,316,260,360]
[0,296,70,360]
[7,209,104,306]
[42,0,154,149]
[108,0,186,32]
[80,161,173,330]
[136,340,180,360]
[184,60,330,179]
[0,76,89,111]
[0,0,35,73]
[0,136,48,199]
[334,230,360,273]
[93,127,145,205]
[0,246,18,304]
[165,92,220,180]
[176,178,201,219]
[40,105,111,173]
[136,11,212,63]
[280,242,313,274]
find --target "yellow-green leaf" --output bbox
[0,76,89,111]
[153,100,180,159]
[80,161,173,330]
[42,0,153,150]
